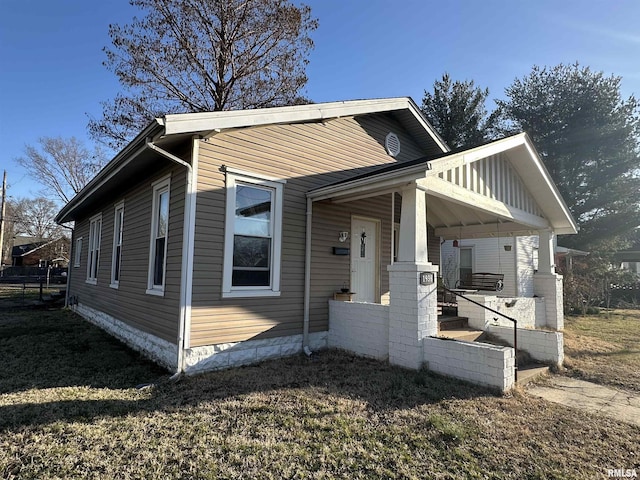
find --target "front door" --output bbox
[351,217,379,303]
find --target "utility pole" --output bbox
[0,170,6,267]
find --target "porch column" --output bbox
[533,229,564,330]
[387,184,439,370]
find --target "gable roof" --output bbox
[56,97,448,224]
[11,238,62,258]
[309,133,578,236]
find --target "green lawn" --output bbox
[1,308,638,479]
[563,309,640,392]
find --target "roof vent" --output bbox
[385,132,401,157]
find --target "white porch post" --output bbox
[533,229,564,330]
[387,184,438,369]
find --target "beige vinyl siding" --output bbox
[68,164,186,343]
[190,114,430,347]
[309,196,394,331]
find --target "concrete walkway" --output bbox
[527,376,640,427]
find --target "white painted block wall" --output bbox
[486,325,564,366]
[423,337,516,392]
[328,300,389,360]
[457,295,546,330]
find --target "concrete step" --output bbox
[438,328,484,342]
[517,364,550,386]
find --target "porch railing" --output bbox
[442,285,519,382]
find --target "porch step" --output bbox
[438,316,469,331]
[438,328,485,342]
[516,364,550,386]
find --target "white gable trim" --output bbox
[162,98,449,153]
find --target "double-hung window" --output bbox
[222,170,284,298]
[73,237,82,268]
[110,201,124,288]
[86,214,102,284]
[147,176,170,295]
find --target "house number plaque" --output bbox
[419,272,435,285]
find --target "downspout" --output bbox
[146,138,195,376]
[60,223,74,308]
[302,197,313,354]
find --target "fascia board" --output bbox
[163,98,413,135]
[307,163,431,201]
[520,135,578,234]
[55,120,164,224]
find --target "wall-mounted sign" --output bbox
[419,271,435,285]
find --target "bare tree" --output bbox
[15,137,107,205]
[89,0,318,150]
[10,197,63,240]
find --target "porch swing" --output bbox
[455,219,505,293]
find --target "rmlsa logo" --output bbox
[608,469,638,478]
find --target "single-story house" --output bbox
[56,97,577,390]
[614,242,640,276]
[10,237,70,267]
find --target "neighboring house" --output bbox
[11,237,70,267]
[614,242,640,276]
[56,98,577,390]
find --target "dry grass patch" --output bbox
[563,309,640,392]
[1,309,638,479]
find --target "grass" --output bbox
[0,283,63,307]
[1,308,638,479]
[563,309,640,392]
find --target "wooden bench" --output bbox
[456,272,505,292]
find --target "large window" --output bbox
[110,202,124,288]
[86,214,102,284]
[222,171,284,298]
[147,177,170,295]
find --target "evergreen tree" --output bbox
[496,63,640,249]
[420,73,492,149]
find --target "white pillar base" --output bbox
[388,261,439,370]
[533,273,564,331]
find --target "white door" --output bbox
[351,217,378,303]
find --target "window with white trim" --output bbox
[147,177,170,295]
[110,202,124,288]
[222,171,284,298]
[73,237,82,268]
[86,214,102,284]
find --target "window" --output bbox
[110,202,124,288]
[222,171,284,298]
[73,237,82,268]
[147,177,170,295]
[86,214,102,284]
[459,247,473,284]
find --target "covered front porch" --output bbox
[305,134,577,391]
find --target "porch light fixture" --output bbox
[453,239,459,248]
[503,245,512,251]
[338,231,349,243]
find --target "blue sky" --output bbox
[1,0,639,202]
